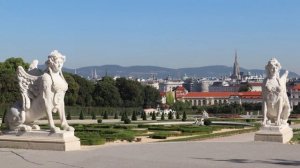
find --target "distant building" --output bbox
[180,91,262,106]
[288,84,300,107]
[248,82,262,92]
[209,81,240,92]
[159,80,184,92]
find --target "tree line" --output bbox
[0,58,161,108]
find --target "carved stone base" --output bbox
[254,124,293,143]
[0,130,80,151]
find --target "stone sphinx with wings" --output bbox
[6,50,74,133]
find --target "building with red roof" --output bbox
[288,84,300,106]
[180,91,261,106]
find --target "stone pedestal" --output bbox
[254,124,293,143]
[0,130,80,151]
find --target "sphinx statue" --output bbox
[6,50,74,133]
[262,58,291,126]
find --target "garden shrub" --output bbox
[204,119,212,126]
[124,118,131,124]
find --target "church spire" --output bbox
[231,50,241,80]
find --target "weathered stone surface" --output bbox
[255,124,293,143]
[0,130,80,151]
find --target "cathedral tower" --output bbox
[231,50,241,80]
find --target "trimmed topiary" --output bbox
[131,111,137,121]
[67,111,72,120]
[161,112,165,120]
[168,111,174,120]
[114,113,119,119]
[151,112,156,120]
[142,112,147,120]
[182,111,187,121]
[204,119,211,126]
[124,118,131,124]
[176,111,180,119]
[103,111,108,119]
[91,111,96,120]
[79,110,84,120]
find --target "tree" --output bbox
[64,73,79,106]
[151,112,156,120]
[161,112,165,120]
[116,78,144,107]
[143,85,161,108]
[93,77,123,107]
[2,109,7,124]
[72,74,95,106]
[79,110,84,120]
[0,58,29,104]
[166,92,175,106]
[131,111,137,121]
[173,101,191,111]
[182,111,187,121]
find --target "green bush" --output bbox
[67,111,71,120]
[79,110,84,120]
[149,134,167,139]
[124,118,131,124]
[182,111,187,121]
[151,112,156,120]
[81,138,106,145]
[114,113,119,119]
[103,111,108,119]
[204,119,211,126]
[131,111,137,121]
[176,111,180,119]
[113,124,137,129]
[161,112,165,120]
[121,111,128,121]
[168,112,174,120]
[91,111,96,120]
[149,131,180,139]
[142,112,147,120]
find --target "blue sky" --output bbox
[0,0,300,74]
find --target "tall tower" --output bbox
[231,50,241,80]
[93,69,98,79]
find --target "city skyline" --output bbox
[0,0,300,74]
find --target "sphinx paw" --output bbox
[19,125,32,132]
[50,126,61,133]
[62,125,74,131]
[32,125,41,130]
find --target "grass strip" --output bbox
[162,127,258,142]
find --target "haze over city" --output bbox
[0,0,300,74]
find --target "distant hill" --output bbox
[54,65,299,79]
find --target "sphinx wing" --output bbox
[17,66,42,110]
